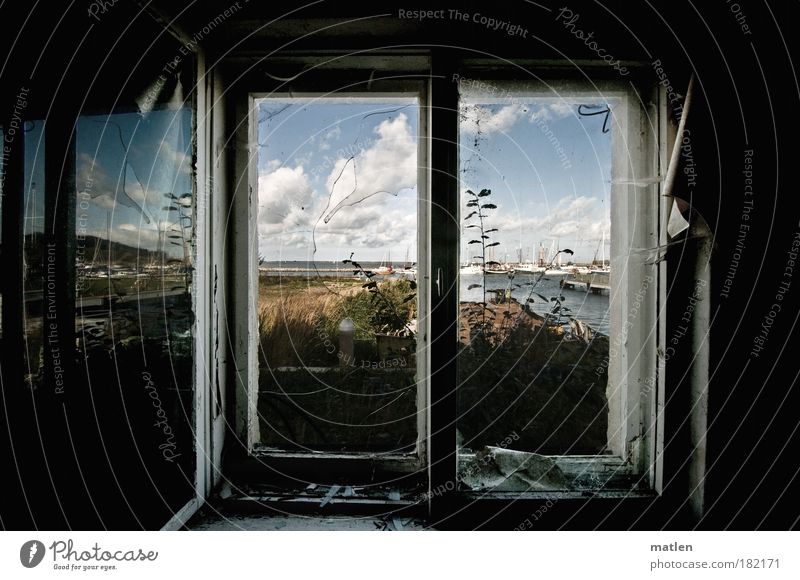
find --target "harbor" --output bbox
[560,270,611,296]
[257,260,611,335]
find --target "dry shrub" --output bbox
[258,291,343,367]
[258,277,417,367]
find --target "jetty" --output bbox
[561,271,611,296]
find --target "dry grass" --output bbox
[258,275,417,367]
[258,289,344,367]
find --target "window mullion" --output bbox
[427,55,460,513]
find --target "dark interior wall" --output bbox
[657,5,799,531]
[1,0,797,530]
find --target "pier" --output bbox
[561,272,611,295]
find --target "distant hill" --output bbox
[77,235,174,267]
[23,233,174,268]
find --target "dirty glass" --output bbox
[255,97,419,453]
[74,74,195,509]
[0,125,3,337]
[456,80,614,491]
[23,120,45,388]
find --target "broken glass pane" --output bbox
[456,81,615,489]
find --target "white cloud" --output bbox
[460,101,577,136]
[460,104,526,136]
[294,152,313,167]
[463,195,609,263]
[326,125,342,140]
[113,223,164,247]
[257,165,315,231]
[157,139,192,177]
[322,113,416,224]
[508,196,607,239]
[80,223,164,253]
[318,125,341,151]
[315,202,416,251]
[528,101,575,123]
[77,152,153,221]
[548,101,575,119]
[256,113,418,259]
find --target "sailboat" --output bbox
[484,265,514,275]
[543,267,569,277]
[514,244,538,273]
[459,263,483,275]
[398,246,417,279]
[374,251,394,276]
[543,239,568,276]
[591,230,610,274]
[514,263,536,273]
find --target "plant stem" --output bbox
[475,192,487,328]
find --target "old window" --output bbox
[22,120,45,389]
[73,95,196,507]
[225,63,663,500]
[454,79,661,493]
[227,73,431,485]
[253,96,423,455]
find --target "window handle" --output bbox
[436,267,442,297]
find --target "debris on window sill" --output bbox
[460,447,569,492]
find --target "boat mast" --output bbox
[107,210,111,276]
[601,229,606,267]
[556,238,562,267]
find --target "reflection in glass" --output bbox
[74,95,195,507]
[456,83,614,490]
[255,98,419,453]
[23,121,45,388]
[0,125,3,337]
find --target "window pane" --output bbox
[0,125,3,338]
[23,121,45,388]
[456,81,615,490]
[255,97,419,453]
[74,93,196,509]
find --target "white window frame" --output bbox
[455,77,665,493]
[231,82,431,472]
[217,61,667,497]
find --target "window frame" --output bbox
[452,75,665,495]
[229,75,431,477]
[221,55,667,500]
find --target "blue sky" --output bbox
[22,122,46,239]
[257,98,418,263]
[16,89,611,268]
[19,105,192,264]
[459,97,612,264]
[258,93,612,264]
[73,107,192,260]
[14,71,193,272]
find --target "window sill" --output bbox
[459,489,656,501]
[456,452,648,495]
